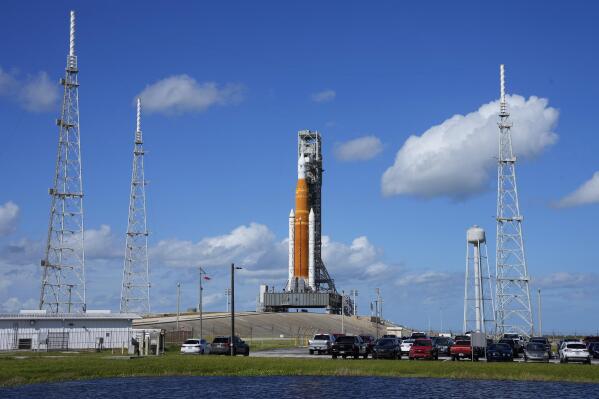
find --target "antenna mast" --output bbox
[495,64,534,337]
[40,10,86,313]
[120,98,151,314]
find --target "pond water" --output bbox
[2,376,598,398]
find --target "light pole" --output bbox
[341,290,345,334]
[375,288,381,339]
[230,263,242,356]
[176,282,181,330]
[537,289,542,336]
[198,267,207,342]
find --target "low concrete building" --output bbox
[0,310,160,352]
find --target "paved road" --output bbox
[252,347,599,365]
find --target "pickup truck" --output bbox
[309,334,334,355]
[331,335,368,359]
[450,340,478,361]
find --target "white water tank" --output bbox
[467,225,486,244]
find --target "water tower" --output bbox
[464,226,495,335]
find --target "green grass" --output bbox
[1,351,599,387]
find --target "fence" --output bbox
[0,327,160,352]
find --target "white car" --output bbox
[400,339,415,356]
[559,342,591,364]
[180,338,211,355]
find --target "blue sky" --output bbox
[1,1,599,334]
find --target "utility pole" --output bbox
[341,290,345,334]
[537,289,542,337]
[198,267,206,342]
[375,288,381,339]
[230,263,242,356]
[176,282,181,330]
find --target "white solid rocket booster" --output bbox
[288,209,295,290]
[308,208,315,290]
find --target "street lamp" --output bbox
[230,263,242,356]
[198,267,207,342]
[176,282,181,330]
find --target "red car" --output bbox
[409,338,438,360]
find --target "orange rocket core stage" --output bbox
[294,177,309,279]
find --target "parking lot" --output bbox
[251,346,599,365]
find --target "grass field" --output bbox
[1,350,599,387]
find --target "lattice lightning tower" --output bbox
[495,64,534,337]
[120,98,151,314]
[39,11,86,313]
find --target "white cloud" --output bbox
[555,171,599,208]
[382,95,559,199]
[311,89,336,103]
[19,72,59,112]
[84,225,122,259]
[0,297,37,313]
[138,74,244,115]
[0,67,59,112]
[0,201,19,236]
[334,136,383,162]
[323,235,390,279]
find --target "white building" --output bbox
[0,310,160,352]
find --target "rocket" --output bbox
[288,153,315,291]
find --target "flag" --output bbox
[203,276,211,281]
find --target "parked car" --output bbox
[486,343,514,362]
[498,338,520,357]
[409,338,438,360]
[529,337,552,358]
[560,342,591,364]
[400,338,415,356]
[309,333,335,355]
[451,340,476,361]
[360,335,376,355]
[589,342,599,359]
[411,332,427,339]
[382,334,397,339]
[432,336,453,357]
[524,342,549,362]
[331,335,368,359]
[372,338,401,359]
[180,338,210,355]
[503,333,524,353]
[210,336,250,356]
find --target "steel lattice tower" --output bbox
[39,11,86,313]
[495,64,534,337]
[120,98,151,314]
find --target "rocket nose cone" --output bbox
[298,153,306,179]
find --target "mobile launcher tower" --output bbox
[259,130,351,315]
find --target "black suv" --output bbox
[210,336,250,356]
[331,335,368,359]
[372,338,401,359]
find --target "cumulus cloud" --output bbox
[84,225,122,259]
[311,89,336,103]
[334,136,383,162]
[555,172,599,208]
[138,74,244,115]
[395,270,463,304]
[0,201,19,236]
[382,95,559,199]
[150,223,391,283]
[0,67,59,112]
[19,71,59,112]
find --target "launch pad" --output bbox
[257,130,352,316]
